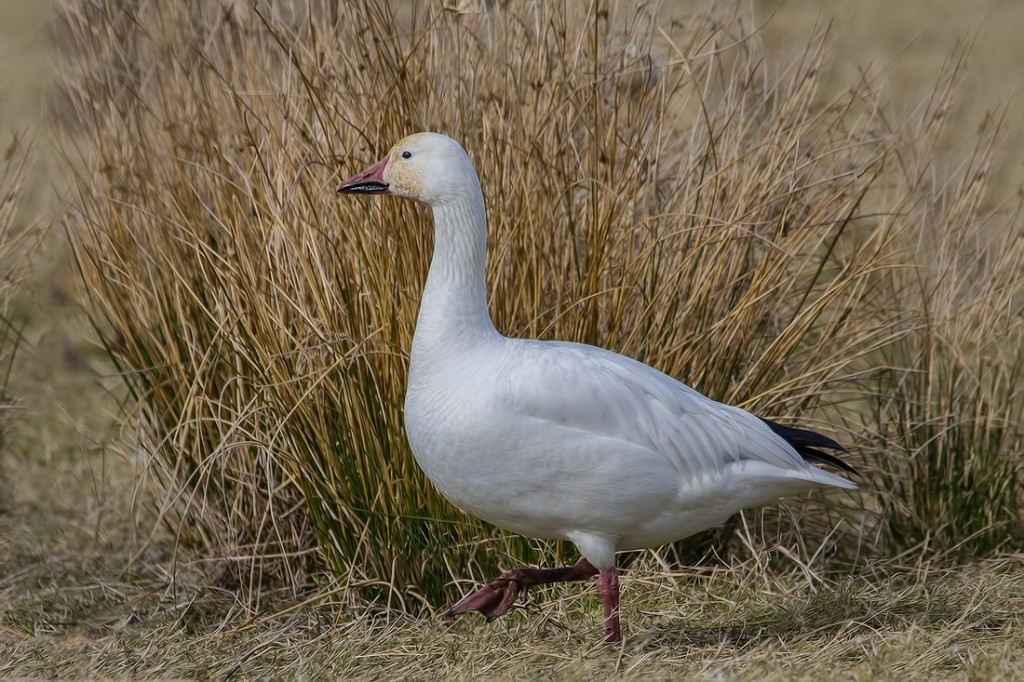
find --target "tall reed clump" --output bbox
[58,0,1022,607]
[867,77,1024,557]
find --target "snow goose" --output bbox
[338,132,857,643]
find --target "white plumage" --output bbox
[338,132,855,643]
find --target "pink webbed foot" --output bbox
[445,559,599,623]
[445,571,528,621]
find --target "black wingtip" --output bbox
[797,446,860,477]
[760,417,860,477]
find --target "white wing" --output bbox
[500,339,854,489]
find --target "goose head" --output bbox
[337,132,478,206]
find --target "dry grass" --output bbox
[0,137,37,436]
[0,130,50,520]
[55,0,1024,607]
[2,0,1024,678]
[2,543,1023,678]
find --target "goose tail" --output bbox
[760,417,860,480]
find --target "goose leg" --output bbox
[598,567,622,643]
[446,557,599,622]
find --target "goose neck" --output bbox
[415,191,498,349]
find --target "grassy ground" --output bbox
[3,546,1024,677]
[2,0,1024,678]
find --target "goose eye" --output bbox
[401,150,412,159]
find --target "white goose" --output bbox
[338,132,857,643]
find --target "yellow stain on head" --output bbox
[382,135,430,200]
